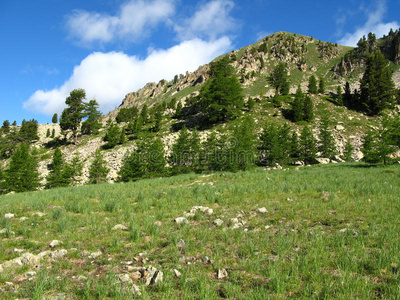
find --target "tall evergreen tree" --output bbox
[103,122,120,149]
[18,119,39,142]
[227,116,256,171]
[2,120,10,133]
[198,57,244,123]
[52,113,58,124]
[81,99,102,135]
[259,122,291,166]
[153,109,163,132]
[169,126,191,174]
[343,139,354,162]
[46,148,64,189]
[60,89,87,145]
[308,75,318,94]
[318,78,325,94]
[88,149,109,184]
[292,85,304,122]
[299,126,317,164]
[318,114,336,158]
[268,62,290,95]
[343,81,352,108]
[5,143,39,193]
[303,95,314,122]
[360,51,396,114]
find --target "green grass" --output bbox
[1,163,400,299]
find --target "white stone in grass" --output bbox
[174,217,188,225]
[213,219,224,226]
[14,248,24,253]
[217,269,228,279]
[88,251,102,259]
[0,228,7,234]
[174,269,182,277]
[118,274,133,284]
[131,284,142,296]
[49,240,63,248]
[112,224,128,231]
[177,239,185,248]
[19,217,29,221]
[33,212,46,217]
[4,213,15,219]
[256,207,268,214]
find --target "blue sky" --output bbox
[1,0,399,125]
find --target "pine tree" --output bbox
[153,109,163,132]
[146,138,166,178]
[88,149,109,184]
[175,101,182,118]
[308,75,318,94]
[46,148,65,189]
[247,96,255,111]
[81,99,102,135]
[5,143,39,193]
[119,126,126,144]
[360,51,396,114]
[52,113,58,123]
[18,119,39,142]
[318,78,325,94]
[140,104,148,123]
[259,122,291,166]
[343,139,354,161]
[303,95,314,122]
[2,120,10,133]
[268,62,290,95]
[103,122,120,149]
[318,114,336,158]
[169,126,191,175]
[292,85,304,122]
[51,129,55,138]
[189,128,201,171]
[46,128,50,137]
[227,116,255,171]
[299,126,317,164]
[344,82,352,108]
[60,89,86,145]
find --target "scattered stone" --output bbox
[174,269,182,277]
[19,217,29,221]
[154,221,163,227]
[5,282,13,286]
[26,271,37,277]
[112,224,128,231]
[316,158,330,164]
[77,275,87,281]
[33,212,46,217]
[129,271,142,281]
[256,207,268,214]
[177,239,185,249]
[335,125,345,131]
[339,228,348,233]
[213,219,224,226]
[145,266,163,286]
[0,228,7,234]
[4,213,15,219]
[88,251,102,259]
[50,249,68,260]
[118,274,133,284]
[217,269,228,279]
[49,240,63,248]
[265,225,273,230]
[14,248,24,253]
[174,217,188,225]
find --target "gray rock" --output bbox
[118,274,133,284]
[131,284,141,296]
[174,217,188,225]
[177,239,185,248]
[112,224,128,231]
[4,213,15,219]
[256,207,268,214]
[145,266,163,286]
[217,269,228,279]
[174,269,182,277]
[335,125,345,131]
[49,240,63,248]
[213,219,224,226]
[315,158,330,164]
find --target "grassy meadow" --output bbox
[0,163,399,299]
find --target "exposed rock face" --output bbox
[381,29,400,65]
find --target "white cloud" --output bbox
[23,38,232,116]
[338,0,400,46]
[175,0,237,41]
[66,0,175,45]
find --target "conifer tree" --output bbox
[290,132,300,160]
[119,126,126,144]
[318,114,336,158]
[169,126,191,174]
[292,85,304,122]
[19,119,39,142]
[46,128,51,138]
[268,62,290,95]
[259,122,291,166]
[201,131,221,171]
[81,99,102,135]
[344,82,352,108]
[303,95,314,122]
[5,143,39,193]
[199,56,244,123]
[318,78,325,94]
[227,116,255,171]
[103,122,120,149]
[360,51,396,114]
[88,149,109,184]
[46,148,64,189]
[51,129,55,138]
[343,139,354,162]
[52,113,58,123]
[188,128,201,171]
[308,75,318,94]
[247,96,255,111]
[175,101,182,118]
[153,109,163,132]
[299,126,317,164]
[140,104,148,123]
[2,120,10,133]
[60,89,86,145]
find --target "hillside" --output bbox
[1,31,400,188]
[1,164,399,298]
